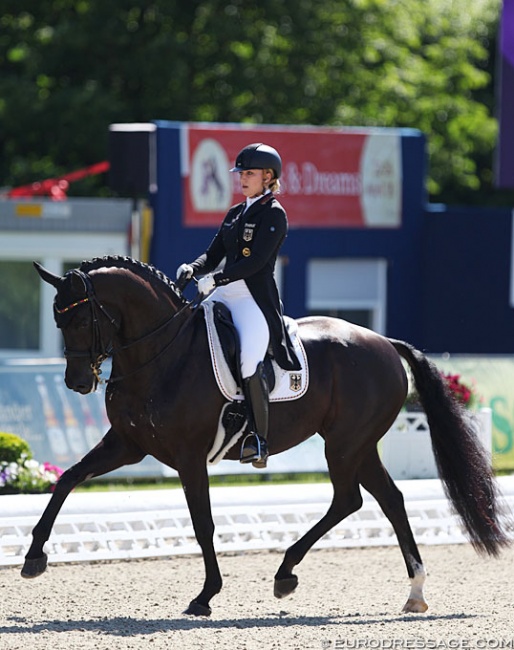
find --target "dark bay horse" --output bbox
[24,256,509,616]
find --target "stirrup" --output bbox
[240,433,268,468]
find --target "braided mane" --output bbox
[79,256,186,304]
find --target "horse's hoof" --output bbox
[402,598,429,613]
[274,575,298,599]
[21,554,48,579]
[184,599,212,617]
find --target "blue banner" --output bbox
[0,359,164,478]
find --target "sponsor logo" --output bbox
[190,138,232,213]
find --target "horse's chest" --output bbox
[107,393,164,440]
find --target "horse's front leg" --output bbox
[22,428,144,578]
[178,458,222,617]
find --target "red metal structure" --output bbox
[5,161,110,200]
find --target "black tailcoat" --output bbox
[190,193,301,371]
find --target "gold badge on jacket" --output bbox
[242,247,251,257]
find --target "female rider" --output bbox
[177,143,300,468]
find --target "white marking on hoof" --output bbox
[402,598,429,613]
[403,558,428,613]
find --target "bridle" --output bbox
[55,269,192,385]
[55,270,120,383]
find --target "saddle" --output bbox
[210,301,276,394]
[201,301,309,465]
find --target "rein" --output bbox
[57,269,195,385]
[106,300,193,384]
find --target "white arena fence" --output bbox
[1,477,513,568]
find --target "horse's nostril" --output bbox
[75,383,91,395]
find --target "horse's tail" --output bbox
[390,338,510,556]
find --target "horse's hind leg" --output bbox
[21,428,144,579]
[359,448,428,613]
[274,443,363,599]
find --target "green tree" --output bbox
[0,0,508,204]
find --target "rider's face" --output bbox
[238,169,272,198]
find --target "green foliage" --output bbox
[0,0,510,204]
[0,432,33,464]
[0,432,63,494]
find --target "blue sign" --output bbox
[0,359,165,479]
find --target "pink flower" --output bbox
[441,372,479,408]
[43,462,63,477]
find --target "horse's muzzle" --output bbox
[71,382,96,395]
[65,367,97,394]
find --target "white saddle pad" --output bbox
[201,301,309,403]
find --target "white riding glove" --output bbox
[176,263,194,281]
[197,274,216,296]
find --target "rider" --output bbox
[177,143,301,468]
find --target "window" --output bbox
[312,308,373,329]
[307,258,387,333]
[0,261,41,350]
[0,198,132,357]
[63,261,83,274]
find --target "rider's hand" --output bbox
[176,263,194,281]
[198,274,216,296]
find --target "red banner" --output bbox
[183,124,402,228]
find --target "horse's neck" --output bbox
[94,268,180,341]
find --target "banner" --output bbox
[2,356,512,481]
[0,360,326,479]
[0,361,163,478]
[431,355,514,472]
[183,124,402,228]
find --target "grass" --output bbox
[74,468,514,492]
[74,472,331,492]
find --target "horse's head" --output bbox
[34,262,120,394]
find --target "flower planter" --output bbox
[380,407,492,480]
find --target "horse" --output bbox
[23,256,509,617]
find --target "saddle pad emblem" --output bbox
[289,373,302,392]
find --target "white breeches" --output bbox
[205,280,270,379]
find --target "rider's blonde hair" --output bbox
[264,169,281,193]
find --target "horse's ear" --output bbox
[33,262,62,288]
[69,270,87,294]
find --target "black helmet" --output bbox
[230,143,282,179]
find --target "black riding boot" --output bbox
[240,362,269,469]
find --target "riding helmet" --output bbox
[230,143,282,179]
